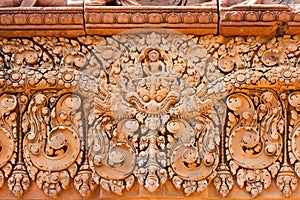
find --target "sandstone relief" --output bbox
[1,33,300,199]
[114,0,215,6]
[0,0,82,7]
[86,32,223,196]
[87,0,216,6]
[0,0,216,6]
[220,0,298,7]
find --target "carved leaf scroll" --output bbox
[1,33,300,199]
[23,92,83,198]
[0,94,18,192]
[226,91,283,197]
[89,32,220,196]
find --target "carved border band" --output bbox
[2,3,300,37]
[0,7,84,37]
[1,33,300,199]
[85,6,218,35]
[220,5,300,35]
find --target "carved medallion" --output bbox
[88,32,219,195]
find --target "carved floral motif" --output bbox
[0,33,300,199]
[0,94,18,194]
[87,32,221,196]
[23,92,84,198]
[225,91,283,197]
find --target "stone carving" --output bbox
[74,163,97,198]
[8,95,30,198]
[0,0,82,7]
[220,35,300,198]
[87,32,220,196]
[23,92,84,198]
[0,0,214,6]
[115,0,215,6]
[1,33,300,199]
[8,164,30,197]
[219,0,300,36]
[0,94,18,195]
[220,0,297,7]
[286,91,300,196]
[87,0,216,6]
[226,91,283,197]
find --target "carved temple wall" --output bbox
[2,0,300,199]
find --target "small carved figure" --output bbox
[142,50,167,76]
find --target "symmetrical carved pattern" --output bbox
[1,33,300,199]
[3,0,300,38]
[88,32,220,195]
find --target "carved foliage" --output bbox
[285,91,300,196]
[23,92,83,198]
[288,92,300,172]
[74,164,98,198]
[88,32,220,196]
[226,91,283,197]
[2,34,300,199]
[0,94,17,189]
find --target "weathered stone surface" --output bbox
[0,0,83,7]
[1,0,300,36]
[0,7,84,37]
[84,6,218,35]
[1,1,300,200]
[0,32,299,199]
[219,0,300,35]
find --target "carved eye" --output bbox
[156,95,162,102]
[143,95,150,102]
[166,121,180,133]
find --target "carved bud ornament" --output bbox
[0,32,300,199]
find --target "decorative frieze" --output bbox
[219,0,300,35]
[1,0,300,37]
[84,6,218,35]
[1,32,300,199]
[0,7,84,37]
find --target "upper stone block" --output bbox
[0,0,83,7]
[219,0,300,36]
[85,0,215,6]
[84,0,218,35]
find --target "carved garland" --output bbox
[0,33,300,199]
[88,33,220,195]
